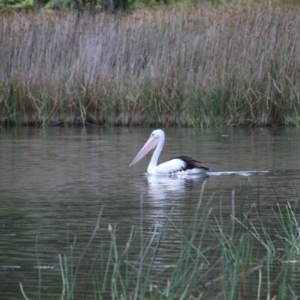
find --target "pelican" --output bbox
[129,129,209,175]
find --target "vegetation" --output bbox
[1,2,300,127]
[0,0,236,12]
[20,183,300,299]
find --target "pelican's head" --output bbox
[150,129,165,139]
[129,129,165,167]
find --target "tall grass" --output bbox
[20,183,300,299]
[1,2,300,126]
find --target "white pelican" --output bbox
[129,129,209,175]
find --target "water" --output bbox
[1,127,300,299]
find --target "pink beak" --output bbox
[129,135,158,167]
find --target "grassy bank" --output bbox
[1,2,300,127]
[20,184,300,299]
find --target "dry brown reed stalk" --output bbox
[0,2,300,126]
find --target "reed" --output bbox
[1,2,300,127]
[20,182,300,299]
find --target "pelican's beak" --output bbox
[129,135,158,167]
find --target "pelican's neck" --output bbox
[147,133,165,174]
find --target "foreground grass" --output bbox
[1,2,300,127]
[20,183,300,299]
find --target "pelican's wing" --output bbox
[155,158,188,175]
[176,156,210,171]
[155,156,209,175]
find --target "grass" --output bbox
[1,2,300,127]
[19,181,300,299]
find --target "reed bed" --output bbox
[20,183,300,299]
[1,2,300,127]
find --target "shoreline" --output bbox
[1,3,300,127]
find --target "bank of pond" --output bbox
[1,2,300,127]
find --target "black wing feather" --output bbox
[168,156,209,171]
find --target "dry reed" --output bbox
[0,2,300,126]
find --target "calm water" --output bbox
[1,127,300,299]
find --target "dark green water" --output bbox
[1,127,300,299]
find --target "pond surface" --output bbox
[1,127,300,299]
